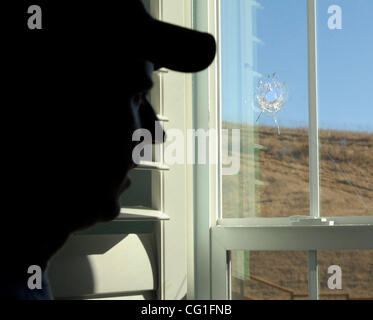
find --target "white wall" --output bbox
[162,0,193,299]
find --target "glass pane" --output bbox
[317,0,373,216]
[230,251,309,300]
[221,0,310,218]
[318,250,373,300]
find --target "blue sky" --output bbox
[221,0,373,132]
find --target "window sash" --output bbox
[217,0,373,235]
[194,0,373,300]
[307,0,321,219]
[211,224,373,299]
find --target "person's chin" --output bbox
[75,197,122,230]
[103,177,133,221]
[119,176,132,194]
[98,198,122,222]
[78,176,132,228]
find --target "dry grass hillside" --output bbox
[222,123,373,299]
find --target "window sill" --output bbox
[74,208,169,236]
[118,207,170,221]
[217,216,373,228]
[134,161,170,171]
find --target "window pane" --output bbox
[317,0,373,216]
[221,0,310,218]
[318,250,373,300]
[230,251,308,300]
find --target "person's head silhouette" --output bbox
[2,0,215,299]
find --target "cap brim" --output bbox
[142,19,216,73]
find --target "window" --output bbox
[221,0,310,219]
[193,0,373,300]
[317,0,373,217]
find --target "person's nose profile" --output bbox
[139,98,166,145]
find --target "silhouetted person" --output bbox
[1,0,215,299]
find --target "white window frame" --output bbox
[193,0,373,300]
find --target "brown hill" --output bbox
[222,123,373,299]
[223,123,373,217]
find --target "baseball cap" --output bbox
[127,1,217,72]
[17,0,216,73]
